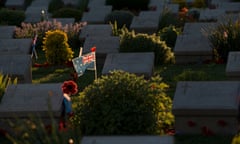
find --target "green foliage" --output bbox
[158,25,181,48]
[42,30,74,65]
[192,0,206,8]
[52,8,83,21]
[232,133,240,144]
[0,73,17,103]
[48,0,65,13]
[159,9,183,30]
[173,69,209,81]
[104,10,134,29]
[73,70,174,135]
[105,0,150,10]
[207,18,240,62]
[0,8,25,26]
[119,29,175,65]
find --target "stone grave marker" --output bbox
[226,52,240,80]
[102,52,154,78]
[25,6,49,23]
[83,36,120,66]
[30,0,51,7]
[199,9,225,21]
[173,81,240,135]
[81,6,112,24]
[174,34,212,64]
[182,22,216,35]
[79,24,112,40]
[130,11,161,34]
[5,0,25,10]
[88,0,106,9]
[0,54,32,83]
[0,39,32,55]
[0,26,16,39]
[81,136,174,144]
[0,83,63,133]
[218,2,240,13]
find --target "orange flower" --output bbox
[181,7,188,13]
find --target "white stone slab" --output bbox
[81,136,174,144]
[79,24,112,40]
[226,52,240,79]
[30,0,51,7]
[0,26,16,39]
[130,11,161,34]
[0,55,32,83]
[174,34,212,64]
[173,81,240,134]
[182,22,216,35]
[102,52,154,78]
[0,39,32,55]
[218,2,240,13]
[163,4,179,14]
[5,0,25,10]
[199,9,226,21]
[25,6,49,23]
[88,0,106,9]
[0,83,63,117]
[81,6,112,24]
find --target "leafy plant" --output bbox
[0,73,17,103]
[51,7,83,21]
[73,70,174,135]
[0,8,25,26]
[119,28,175,65]
[206,18,240,62]
[158,25,181,48]
[159,9,183,30]
[173,69,209,81]
[48,0,65,13]
[42,30,74,65]
[104,10,134,29]
[232,133,240,144]
[192,0,206,8]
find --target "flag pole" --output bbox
[94,52,97,80]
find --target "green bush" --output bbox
[158,25,181,48]
[207,19,240,62]
[42,30,74,65]
[104,10,134,29]
[0,73,17,103]
[0,8,25,26]
[73,70,174,135]
[119,29,175,65]
[158,9,183,30]
[106,0,150,10]
[174,69,209,81]
[48,0,65,13]
[52,7,83,21]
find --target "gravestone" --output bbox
[226,52,240,80]
[173,81,240,135]
[218,2,240,13]
[81,136,174,144]
[30,0,51,6]
[102,52,154,78]
[83,36,120,66]
[88,0,106,9]
[199,9,225,21]
[0,54,32,83]
[163,4,179,14]
[182,22,216,35]
[0,39,32,55]
[79,24,112,40]
[5,0,25,10]
[81,6,112,24]
[0,83,63,133]
[0,26,16,39]
[130,11,161,34]
[174,34,212,64]
[25,6,49,23]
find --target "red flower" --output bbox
[91,46,96,52]
[201,126,214,136]
[217,120,227,127]
[187,120,197,127]
[61,80,78,95]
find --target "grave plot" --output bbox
[30,0,51,7]
[173,81,240,135]
[0,54,32,83]
[79,24,112,40]
[87,0,106,9]
[218,2,240,13]
[81,136,174,144]
[199,9,226,21]
[5,0,25,10]
[226,52,240,80]
[130,11,161,34]
[0,83,63,133]
[0,39,32,55]
[0,26,16,39]
[174,34,212,64]
[102,52,154,78]
[81,6,112,24]
[182,22,216,35]
[83,36,120,66]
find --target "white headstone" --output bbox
[226,52,240,80]
[0,39,32,55]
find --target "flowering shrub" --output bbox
[42,30,74,65]
[206,19,240,62]
[73,70,174,135]
[14,20,86,49]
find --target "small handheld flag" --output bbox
[31,34,38,59]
